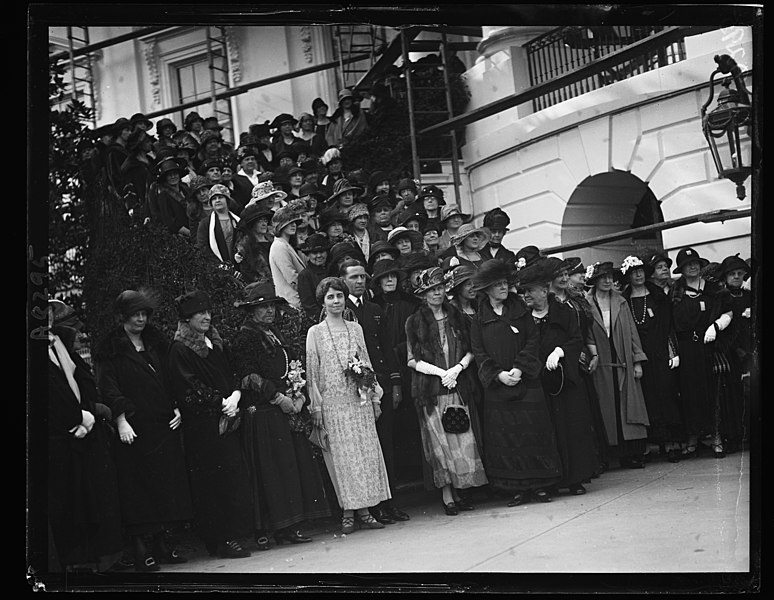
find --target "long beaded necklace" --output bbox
[629,295,648,326]
[325,318,351,373]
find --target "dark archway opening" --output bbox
[561,170,665,266]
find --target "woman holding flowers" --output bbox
[306,277,391,535]
[230,281,331,550]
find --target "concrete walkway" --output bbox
[160,450,750,575]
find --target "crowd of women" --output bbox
[48,90,753,573]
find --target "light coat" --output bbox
[585,289,650,446]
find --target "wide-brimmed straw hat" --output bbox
[440,204,471,224]
[251,180,288,204]
[233,281,288,309]
[326,178,364,205]
[272,203,306,232]
[450,223,490,247]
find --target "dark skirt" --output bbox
[638,343,684,445]
[546,380,599,487]
[483,382,562,493]
[711,350,746,443]
[676,334,715,436]
[113,417,193,533]
[182,415,253,545]
[241,405,331,532]
[48,421,124,569]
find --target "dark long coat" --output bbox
[470,293,562,492]
[94,325,193,532]
[48,338,123,569]
[167,338,253,545]
[533,297,599,487]
[230,319,331,532]
[670,278,728,437]
[622,282,684,442]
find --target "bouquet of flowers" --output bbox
[345,353,378,405]
[284,359,312,435]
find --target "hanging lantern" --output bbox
[701,54,752,201]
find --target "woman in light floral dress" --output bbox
[306,277,391,534]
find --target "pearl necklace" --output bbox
[630,295,648,326]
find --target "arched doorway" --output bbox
[561,170,665,267]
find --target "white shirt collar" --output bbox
[349,293,362,306]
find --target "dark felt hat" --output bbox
[249,121,271,138]
[422,220,444,235]
[233,281,287,309]
[199,130,222,147]
[515,259,555,288]
[184,111,204,130]
[299,182,326,202]
[396,208,427,229]
[719,253,751,278]
[175,290,212,319]
[202,116,223,131]
[156,157,187,181]
[299,232,331,254]
[130,112,154,131]
[400,251,436,274]
[236,146,259,162]
[565,257,584,276]
[328,241,365,273]
[673,247,709,274]
[418,184,446,205]
[270,113,298,130]
[156,117,177,134]
[312,97,328,112]
[367,170,391,191]
[514,245,543,270]
[370,259,404,285]
[114,288,158,319]
[368,193,394,212]
[648,251,673,270]
[701,262,724,284]
[112,117,132,135]
[471,259,516,292]
[367,241,401,270]
[586,261,617,285]
[237,204,273,232]
[397,178,418,193]
[387,226,424,248]
[319,207,350,231]
[482,207,511,230]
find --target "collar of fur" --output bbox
[174,320,223,358]
[94,323,169,360]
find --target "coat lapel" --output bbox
[585,290,606,331]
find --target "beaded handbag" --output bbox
[441,404,470,434]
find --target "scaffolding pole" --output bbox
[440,33,462,205]
[401,31,421,182]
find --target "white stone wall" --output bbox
[460,29,754,264]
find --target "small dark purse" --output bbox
[441,404,470,434]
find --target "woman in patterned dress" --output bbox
[306,277,391,534]
[405,268,488,515]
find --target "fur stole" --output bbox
[174,320,224,358]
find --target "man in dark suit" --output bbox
[340,259,411,524]
[479,207,517,264]
[232,146,261,210]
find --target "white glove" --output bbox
[546,347,564,371]
[441,364,463,389]
[414,360,447,378]
[703,325,716,344]
[222,391,241,417]
[80,410,96,433]
[669,356,680,369]
[715,312,732,331]
[742,307,751,319]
